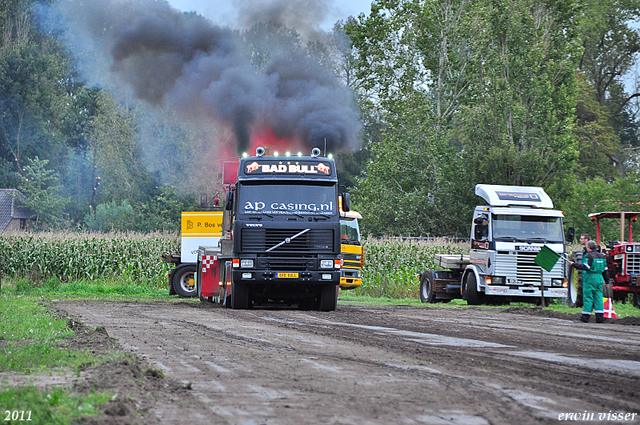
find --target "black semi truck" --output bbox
[220,147,349,311]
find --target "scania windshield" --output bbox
[238,183,337,216]
[492,214,564,243]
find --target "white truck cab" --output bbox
[420,185,568,305]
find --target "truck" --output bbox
[163,211,224,298]
[217,147,348,311]
[419,184,570,306]
[340,208,363,290]
[567,212,640,308]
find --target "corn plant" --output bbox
[359,237,469,298]
[0,231,180,288]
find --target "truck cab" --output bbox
[420,184,568,306]
[466,185,568,302]
[340,209,363,290]
[223,147,345,311]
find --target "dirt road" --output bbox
[50,301,640,424]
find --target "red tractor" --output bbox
[568,212,640,308]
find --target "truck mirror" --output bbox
[474,216,488,226]
[342,193,351,212]
[566,226,575,243]
[225,190,234,211]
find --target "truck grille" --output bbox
[241,228,334,253]
[626,253,640,274]
[495,251,562,284]
[258,256,315,270]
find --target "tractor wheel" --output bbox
[568,264,583,308]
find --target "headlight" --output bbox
[320,260,333,269]
[492,276,505,285]
[242,272,252,279]
[240,259,254,268]
[552,279,563,287]
[321,274,333,280]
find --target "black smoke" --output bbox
[50,0,360,155]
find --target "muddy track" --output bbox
[45,301,640,424]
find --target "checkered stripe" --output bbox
[201,255,217,273]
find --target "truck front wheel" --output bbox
[172,265,197,298]
[633,293,640,309]
[231,281,251,309]
[419,271,435,303]
[318,285,338,311]
[463,273,482,305]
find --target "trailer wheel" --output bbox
[633,293,640,309]
[318,284,338,311]
[419,271,435,303]
[231,281,251,309]
[463,273,482,305]
[567,264,583,308]
[172,265,197,298]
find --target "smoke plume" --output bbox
[51,0,360,155]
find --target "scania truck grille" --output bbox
[241,229,334,253]
[495,252,562,284]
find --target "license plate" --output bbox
[276,272,299,278]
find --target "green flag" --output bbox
[534,245,561,272]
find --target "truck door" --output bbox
[470,212,489,275]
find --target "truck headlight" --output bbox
[552,278,563,287]
[320,260,333,269]
[322,274,333,280]
[491,276,505,285]
[240,259,254,268]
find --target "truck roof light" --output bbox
[256,146,265,156]
[311,147,321,157]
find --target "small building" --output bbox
[0,189,35,231]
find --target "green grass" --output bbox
[0,291,121,424]
[0,386,114,425]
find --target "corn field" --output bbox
[0,231,468,298]
[0,231,180,288]
[359,237,469,298]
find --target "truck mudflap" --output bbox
[484,286,567,298]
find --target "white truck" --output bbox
[419,184,570,305]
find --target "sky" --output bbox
[165,0,374,31]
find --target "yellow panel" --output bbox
[181,212,223,236]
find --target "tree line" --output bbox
[1,0,640,241]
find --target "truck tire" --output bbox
[568,264,583,308]
[463,273,482,306]
[633,293,640,309]
[318,284,338,311]
[172,265,197,298]
[231,281,251,309]
[419,271,435,303]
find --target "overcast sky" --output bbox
[165,0,373,30]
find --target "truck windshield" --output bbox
[340,218,361,245]
[492,215,564,243]
[238,183,336,216]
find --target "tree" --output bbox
[458,0,581,193]
[18,156,69,228]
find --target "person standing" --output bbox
[569,240,606,323]
[580,233,590,252]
